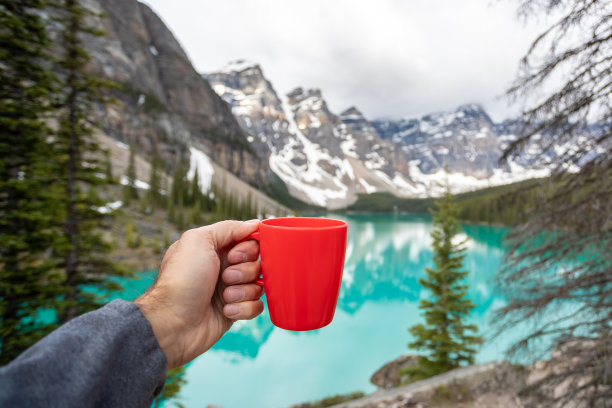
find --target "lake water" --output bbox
[117,214,522,408]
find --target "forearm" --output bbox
[0,300,167,408]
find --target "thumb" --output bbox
[208,219,260,250]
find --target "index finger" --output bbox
[227,239,260,264]
[208,219,260,251]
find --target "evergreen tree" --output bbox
[190,198,201,226]
[170,159,186,208]
[52,0,127,322]
[166,194,175,223]
[124,140,138,201]
[163,230,170,249]
[405,187,483,381]
[190,167,200,206]
[147,145,162,208]
[495,1,612,404]
[103,149,114,183]
[0,0,61,363]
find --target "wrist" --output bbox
[134,295,183,370]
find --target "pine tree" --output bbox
[163,230,170,249]
[170,159,186,208]
[52,0,127,322]
[147,145,162,208]
[405,187,483,381]
[124,140,138,201]
[495,2,612,403]
[103,149,113,183]
[0,0,61,364]
[166,194,175,223]
[190,167,200,206]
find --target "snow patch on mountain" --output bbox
[407,159,550,196]
[120,175,150,190]
[187,146,215,193]
[267,98,355,206]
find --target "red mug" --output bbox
[246,217,348,331]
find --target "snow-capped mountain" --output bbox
[373,105,550,194]
[205,60,551,208]
[204,61,415,208]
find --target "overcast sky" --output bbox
[141,0,548,122]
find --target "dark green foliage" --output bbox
[51,0,128,322]
[103,149,114,183]
[494,1,612,404]
[346,192,434,213]
[154,366,188,408]
[125,220,141,248]
[147,145,163,208]
[346,178,542,225]
[0,0,61,364]
[165,157,258,227]
[405,188,483,381]
[152,236,162,254]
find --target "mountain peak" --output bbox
[340,106,367,122]
[455,103,493,124]
[456,103,485,115]
[286,87,324,107]
[219,59,261,74]
[340,106,363,117]
[287,87,321,98]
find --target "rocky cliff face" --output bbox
[83,0,269,190]
[374,105,500,177]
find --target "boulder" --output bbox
[370,354,420,389]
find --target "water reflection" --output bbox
[213,314,274,359]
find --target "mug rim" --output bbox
[260,217,347,230]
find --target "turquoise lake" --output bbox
[117,214,526,408]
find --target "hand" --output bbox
[134,220,264,370]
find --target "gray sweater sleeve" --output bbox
[0,299,167,408]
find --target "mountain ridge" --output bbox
[204,60,550,208]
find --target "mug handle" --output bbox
[241,231,263,287]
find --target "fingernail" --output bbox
[226,287,244,302]
[225,269,243,283]
[246,219,260,224]
[225,304,240,316]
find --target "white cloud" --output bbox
[141,0,550,121]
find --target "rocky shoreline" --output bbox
[329,359,525,408]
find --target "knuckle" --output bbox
[179,228,197,241]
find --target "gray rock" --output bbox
[81,0,270,188]
[370,354,420,389]
[328,361,527,408]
